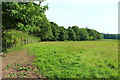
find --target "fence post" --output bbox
[21,37,23,45]
[25,39,27,44]
[13,39,16,48]
[23,39,26,45]
[5,39,7,51]
[27,39,28,44]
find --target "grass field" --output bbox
[16,40,118,78]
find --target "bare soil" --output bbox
[2,49,43,78]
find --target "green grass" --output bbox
[21,40,118,78]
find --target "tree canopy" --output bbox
[2,2,105,41]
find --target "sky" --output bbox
[41,0,119,34]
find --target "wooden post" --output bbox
[5,39,7,51]
[23,39,25,45]
[27,39,28,44]
[23,39,26,45]
[25,39,26,44]
[21,37,23,45]
[13,39,16,48]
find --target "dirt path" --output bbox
[2,49,43,78]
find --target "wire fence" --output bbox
[2,37,35,51]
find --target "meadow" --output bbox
[21,40,118,78]
[2,2,119,79]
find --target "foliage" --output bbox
[2,2,51,41]
[102,33,118,39]
[71,26,81,40]
[50,22,60,41]
[58,26,68,41]
[79,28,89,40]
[87,28,103,40]
[67,27,77,41]
[2,2,103,42]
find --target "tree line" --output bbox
[2,2,105,41]
[102,33,119,39]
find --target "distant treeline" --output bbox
[2,2,117,42]
[102,33,119,39]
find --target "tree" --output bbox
[67,27,77,41]
[97,33,103,39]
[86,28,102,40]
[2,2,105,42]
[2,2,52,41]
[50,22,60,41]
[103,33,118,39]
[79,28,89,41]
[58,26,68,41]
[103,34,111,39]
[71,26,81,41]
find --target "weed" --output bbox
[17,67,30,71]
[14,63,21,66]
[6,73,17,78]
[11,73,17,77]
[4,64,12,69]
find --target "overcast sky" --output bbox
[41,0,119,34]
